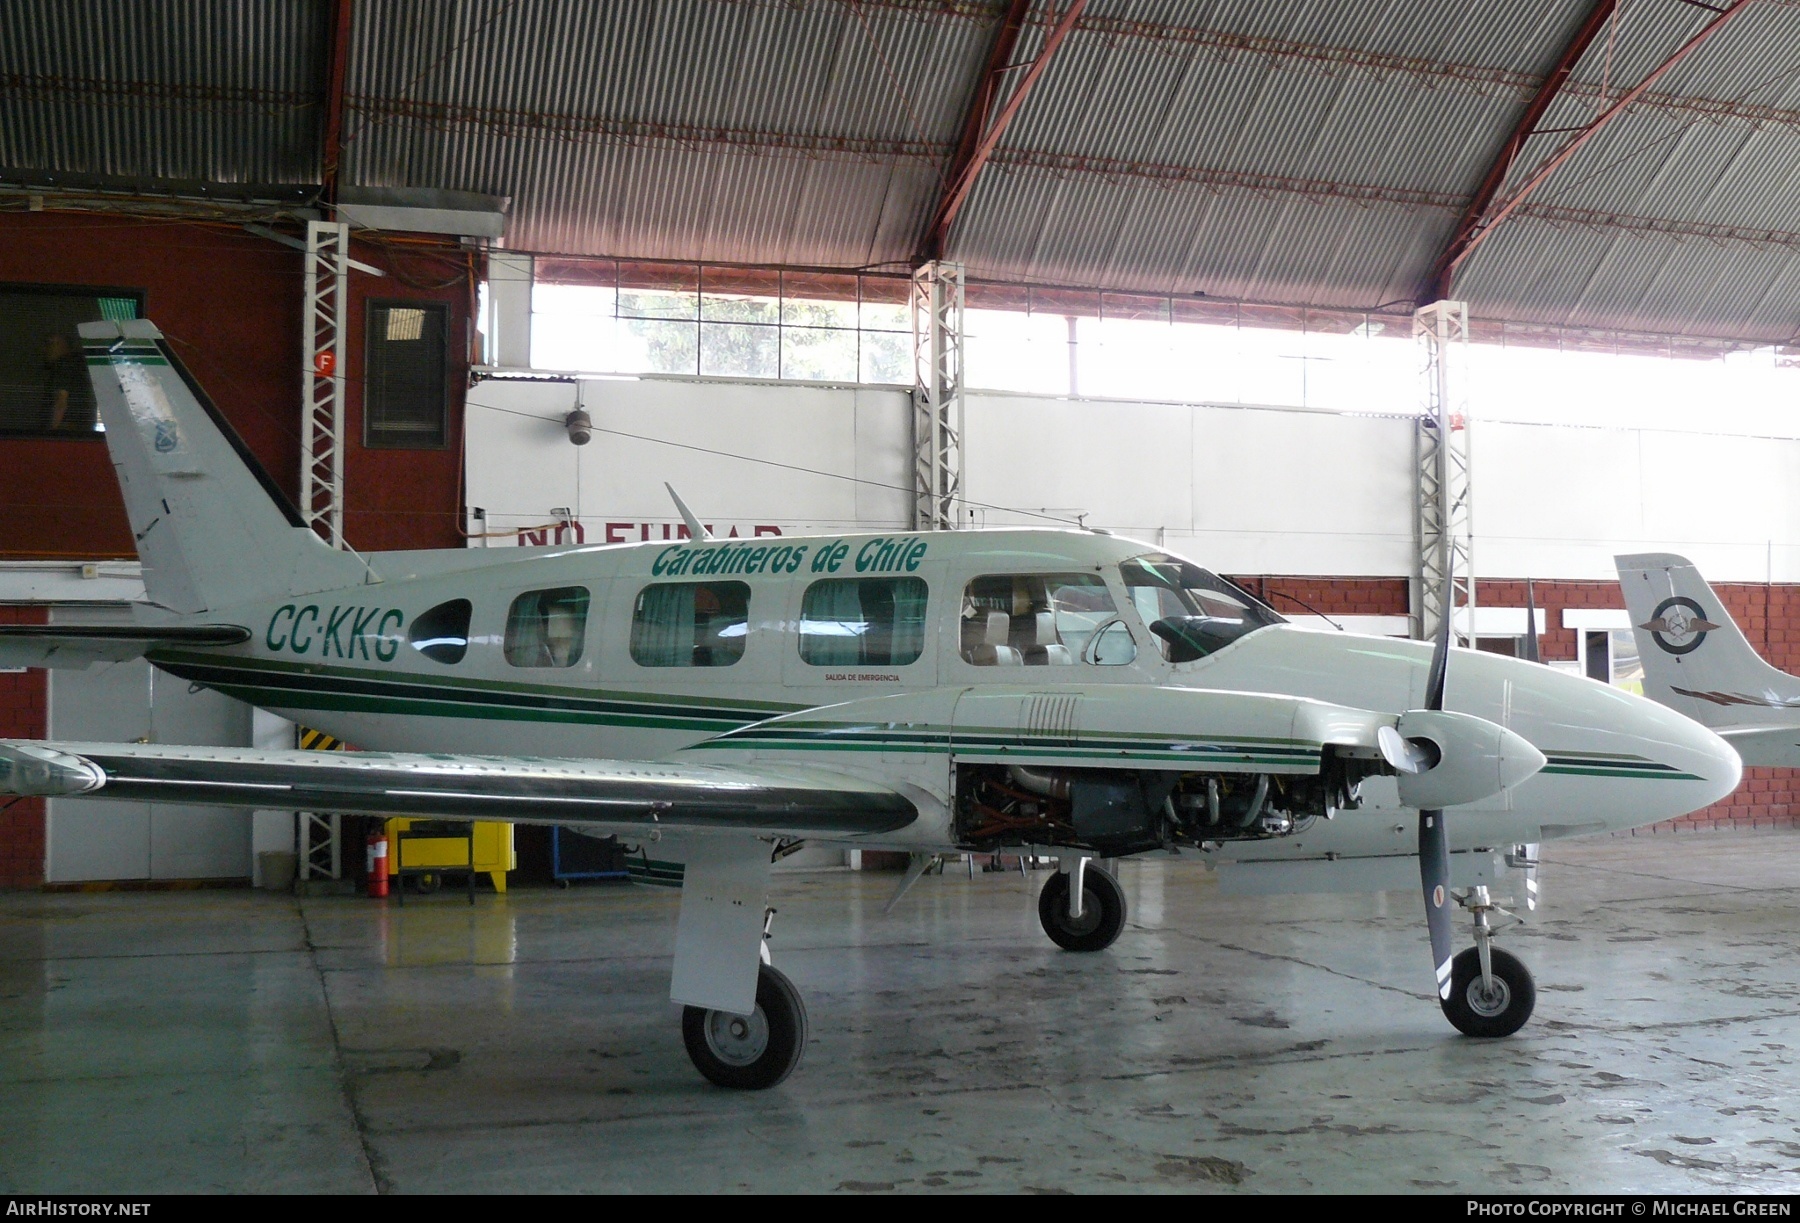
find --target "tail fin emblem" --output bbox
[1641,597,1720,655]
[153,419,179,453]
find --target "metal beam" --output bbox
[319,0,355,204]
[1436,0,1759,292]
[920,0,1032,263]
[1424,0,1618,303]
[912,262,966,531]
[919,0,1089,261]
[301,220,350,549]
[1413,301,1473,647]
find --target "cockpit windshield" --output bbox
[1119,554,1284,662]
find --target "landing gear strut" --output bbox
[1440,885,1536,1038]
[1038,861,1127,952]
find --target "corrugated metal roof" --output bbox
[9,0,1800,342]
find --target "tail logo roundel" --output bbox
[1641,596,1720,655]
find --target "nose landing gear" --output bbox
[1439,885,1536,1038]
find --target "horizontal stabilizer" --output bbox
[0,740,917,837]
[0,624,251,669]
[1715,726,1800,768]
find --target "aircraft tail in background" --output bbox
[80,320,368,616]
[1616,552,1800,767]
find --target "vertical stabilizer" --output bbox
[1615,552,1800,727]
[81,320,369,614]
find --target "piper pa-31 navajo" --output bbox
[1619,551,1800,766]
[0,320,1740,1089]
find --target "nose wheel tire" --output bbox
[1440,946,1536,1038]
[1038,866,1127,952]
[681,962,808,1090]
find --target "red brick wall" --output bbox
[0,211,473,558]
[0,606,47,887]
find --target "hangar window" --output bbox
[409,599,472,664]
[960,573,1131,666]
[365,300,449,448]
[631,581,749,667]
[0,285,140,437]
[799,578,928,667]
[504,586,590,668]
[1121,555,1283,662]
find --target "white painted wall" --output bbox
[468,375,1800,583]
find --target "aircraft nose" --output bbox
[1657,706,1743,813]
[1498,656,1741,828]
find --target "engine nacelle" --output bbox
[1391,710,1545,809]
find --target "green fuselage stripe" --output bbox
[147,653,1700,781]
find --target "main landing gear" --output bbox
[1440,885,1536,1038]
[680,910,809,1090]
[1038,859,1127,952]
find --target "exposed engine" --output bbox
[954,754,1374,857]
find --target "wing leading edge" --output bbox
[0,741,916,837]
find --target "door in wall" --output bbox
[46,649,253,883]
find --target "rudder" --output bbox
[81,319,368,614]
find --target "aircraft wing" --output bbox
[0,741,916,837]
[0,625,251,669]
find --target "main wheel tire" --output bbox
[1038,866,1127,952]
[1441,946,1536,1038]
[682,962,809,1090]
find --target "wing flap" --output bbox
[0,625,250,669]
[0,741,916,836]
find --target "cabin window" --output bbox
[630,581,750,667]
[0,284,141,437]
[504,586,590,668]
[1120,554,1283,662]
[799,578,928,667]
[365,300,449,448]
[408,599,472,664]
[960,573,1132,666]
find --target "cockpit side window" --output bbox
[504,586,590,668]
[1120,554,1283,662]
[960,573,1133,666]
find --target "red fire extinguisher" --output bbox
[367,827,389,899]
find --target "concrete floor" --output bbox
[3,830,1799,1195]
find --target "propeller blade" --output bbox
[1419,807,1456,1000]
[1377,724,1434,774]
[1420,554,1457,998]
[1423,591,1453,713]
[1522,578,1542,664]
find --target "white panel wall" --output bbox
[47,658,254,883]
[1474,421,1800,581]
[465,377,910,542]
[467,375,1800,582]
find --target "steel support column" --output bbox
[301,219,349,548]
[1413,300,1474,645]
[912,261,966,531]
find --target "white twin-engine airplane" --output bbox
[0,320,1740,1089]
[1619,551,1800,766]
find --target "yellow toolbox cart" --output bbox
[386,818,515,903]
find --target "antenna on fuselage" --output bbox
[665,483,713,541]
